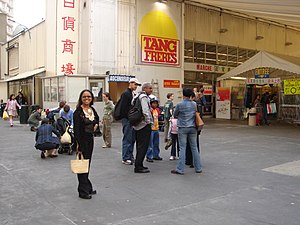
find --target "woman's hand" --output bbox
[94,124,99,132]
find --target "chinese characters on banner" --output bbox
[284,79,300,95]
[57,0,78,75]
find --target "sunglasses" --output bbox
[82,95,92,98]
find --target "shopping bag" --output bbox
[195,111,204,130]
[61,126,72,144]
[70,152,89,174]
[2,111,9,120]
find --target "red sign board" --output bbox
[164,80,180,88]
[141,35,180,66]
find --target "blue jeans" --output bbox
[146,130,160,159]
[176,127,202,173]
[122,118,135,161]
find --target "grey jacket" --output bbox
[132,92,153,130]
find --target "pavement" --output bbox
[0,118,300,225]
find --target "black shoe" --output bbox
[142,166,148,170]
[171,170,183,175]
[79,194,92,199]
[196,170,203,174]
[146,158,154,163]
[90,190,97,195]
[134,168,150,173]
[153,157,163,160]
[41,151,45,159]
[189,165,194,168]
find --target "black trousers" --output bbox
[77,134,94,196]
[135,124,152,170]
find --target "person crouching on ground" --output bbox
[171,88,202,175]
[132,82,153,173]
[35,118,60,158]
[102,92,114,148]
[4,94,21,127]
[28,107,43,131]
[146,97,163,163]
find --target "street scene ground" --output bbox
[1,118,300,225]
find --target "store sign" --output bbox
[163,80,180,88]
[246,78,281,85]
[141,35,179,66]
[109,75,135,82]
[284,79,300,95]
[185,63,233,74]
[57,0,79,75]
[255,67,270,78]
[203,85,213,95]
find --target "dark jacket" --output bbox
[15,95,26,105]
[120,88,134,119]
[35,124,60,147]
[73,106,99,149]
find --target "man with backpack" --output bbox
[114,78,141,165]
[131,82,153,173]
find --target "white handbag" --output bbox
[61,126,71,144]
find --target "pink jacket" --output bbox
[5,99,20,111]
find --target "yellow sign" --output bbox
[284,79,300,95]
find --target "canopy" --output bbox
[217,51,300,81]
[190,0,300,29]
[5,68,45,82]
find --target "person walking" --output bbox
[73,89,99,199]
[261,92,270,126]
[102,92,114,148]
[171,88,202,175]
[163,93,174,142]
[120,78,141,165]
[4,94,21,127]
[132,82,153,173]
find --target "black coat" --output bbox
[120,88,133,119]
[73,106,99,149]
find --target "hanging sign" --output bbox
[109,75,135,82]
[255,67,270,78]
[246,78,281,85]
[284,79,300,95]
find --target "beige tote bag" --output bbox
[70,152,89,174]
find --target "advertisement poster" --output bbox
[216,87,231,119]
[284,79,300,95]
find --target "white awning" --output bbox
[217,51,300,81]
[5,68,45,82]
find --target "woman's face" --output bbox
[102,94,108,101]
[81,91,92,106]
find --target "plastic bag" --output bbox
[2,111,9,120]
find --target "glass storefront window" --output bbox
[194,42,205,63]
[50,78,58,102]
[58,77,66,102]
[44,79,50,101]
[90,79,104,102]
[184,40,194,62]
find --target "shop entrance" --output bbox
[109,82,128,103]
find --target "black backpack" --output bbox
[113,95,123,121]
[128,94,144,126]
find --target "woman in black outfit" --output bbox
[73,89,99,199]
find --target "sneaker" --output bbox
[122,160,133,165]
[169,156,175,160]
[146,158,154,163]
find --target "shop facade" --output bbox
[1,0,300,121]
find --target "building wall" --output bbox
[185,5,300,58]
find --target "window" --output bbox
[217,45,227,66]
[90,79,105,102]
[58,77,66,101]
[50,78,58,102]
[184,40,194,62]
[194,42,205,63]
[205,44,217,65]
[44,79,51,101]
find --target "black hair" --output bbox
[103,92,112,100]
[167,93,174,99]
[41,118,50,125]
[183,88,193,98]
[9,94,15,100]
[76,89,94,108]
